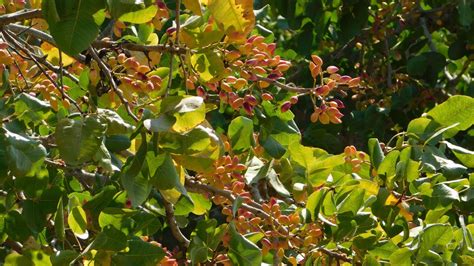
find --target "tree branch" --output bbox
[2,29,83,112]
[163,199,190,247]
[44,159,109,189]
[420,16,437,52]
[0,9,42,27]
[318,247,352,263]
[6,23,188,59]
[185,177,290,236]
[88,46,139,122]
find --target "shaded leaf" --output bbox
[55,116,107,166]
[42,0,106,55]
[228,222,262,266]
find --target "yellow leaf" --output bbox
[357,179,379,196]
[384,193,413,222]
[160,165,186,204]
[147,33,159,45]
[183,0,202,16]
[398,204,413,221]
[208,0,255,41]
[40,42,75,67]
[384,193,398,205]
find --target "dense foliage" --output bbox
[0,0,473,265]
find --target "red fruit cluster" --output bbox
[310,101,344,124]
[115,53,163,95]
[344,145,367,172]
[0,0,26,14]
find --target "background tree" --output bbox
[0,0,472,265]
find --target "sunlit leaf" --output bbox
[208,0,255,40]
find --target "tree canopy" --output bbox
[0,0,473,265]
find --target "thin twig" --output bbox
[44,159,109,188]
[256,76,313,93]
[163,199,190,247]
[420,17,436,52]
[6,24,86,63]
[384,38,392,88]
[6,28,82,83]
[88,47,139,122]
[185,177,290,236]
[165,0,182,96]
[6,24,187,61]
[2,30,83,112]
[318,247,352,263]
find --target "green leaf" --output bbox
[181,26,225,49]
[228,222,262,266]
[389,247,412,265]
[54,198,66,241]
[121,140,152,207]
[419,224,453,258]
[68,206,88,238]
[98,207,136,231]
[93,139,117,173]
[458,0,473,27]
[107,0,144,18]
[244,157,290,197]
[425,184,460,209]
[260,116,301,159]
[368,138,385,169]
[42,0,106,55]
[190,51,225,82]
[189,236,209,264]
[288,142,344,186]
[189,192,211,215]
[395,147,419,182]
[228,116,254,153]
[107,0,158,23]
[368,241,398,260]
[148,152,180,190]
[51,250,79,266]
[307,188,328,221]
[159,125,222,173]
[174,196,195,216]
[98,109,135,135]
[14,93,51,125]
[5,210,32,242]
[114,237,166,266]
[377,150,400,185]
[1,128,47,177]
[363,255,380,266]
[244,157,269,184]
[407,55,426,76]
[424,123,460,146]
[105,135,132,152]
[421,146,467,178]
[189,219,227,264]
[91,226,128,251]
[5,250,51,266]
[407,52,446,82]
[427,95,474,137]
[146,96,206,133]
[337,188,365,215]
[144,114,176,133]
[83,185,118,214]
[407,117,441,141]
[55,116,107,166]
[442,141,474,168]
